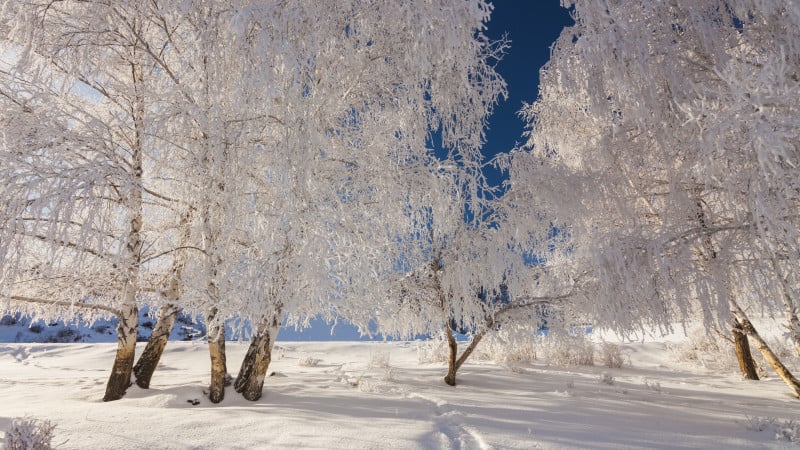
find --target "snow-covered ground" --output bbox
[2,334,799,449]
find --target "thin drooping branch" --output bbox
[140,245,208,265]
[9,295,124,317]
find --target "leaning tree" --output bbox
[513,0,800,396]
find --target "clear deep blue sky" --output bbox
[482,0,574,189]
[281,1,574,341]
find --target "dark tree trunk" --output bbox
[133,305,179,388]
[133,207,193,388]
[732,301,800,398]
[103,305,138,401]
[444,325,458,386]
[443,322,490,387]
[732,320,759,380]
[235,314,281,401]
[206,307,227,404]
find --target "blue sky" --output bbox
[282,1,574,341]
[482,0,574,189]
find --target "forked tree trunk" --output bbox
[235,313,281,401]
[731,320,759,380]
[444,322,489,386]
[731,301,800,398]
[133,304,179,388]
[206,307,228,403]
[103,304,138,401]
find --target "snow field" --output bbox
[1,339,799,449]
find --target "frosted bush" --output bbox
[297,355,321,367]
[474,330,537,364]
[381,367,397,382]
[417,338,449,364]
[599,342,627,368]
[743,416,800,443]
[538,334,594,366]
[367,350,391,369]
[774,420,800,443]
[666,331,740,373]
[4,417,56,450]
[417,328,539,366]
[643,378,662,393]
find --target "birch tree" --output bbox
[0,0,185,401]
[3,0,514,403]
[347,139,583,386]
[515,0,800,396]
[215,0,511,401]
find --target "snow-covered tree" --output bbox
[514,0,800,396]
[2,0,515,403]
[211,0,511,400]
[0,0,188,401]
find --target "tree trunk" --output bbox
[731,302,800,398]
[732,319,759,380]
[206,307,227,403]
[444,325,458,386]
[235,313,281,401]
[103,304,138,401]
[444,320,491,387]
[133,205,195,389]
[454,331,486,372]
[103,49,145,403]
[133,304,179,388]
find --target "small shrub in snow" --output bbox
[643,378,662,393]
[666,331,739,373]
[381,367,397,382]
[4,417,56,450]
[368,350,391,369]
[475,331,538,364]
[743,415,773,432]
[507,365,527,375]
[774,420,800,443]
[298,355,321,367]
[538,335,594,366]
[599,372,615,385]
[417,338,449,364]
[743,416,800,443]
[600,342,627,368]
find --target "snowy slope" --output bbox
[0,312,378,344]
[0,309,206,344]
[1,338,799,449]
